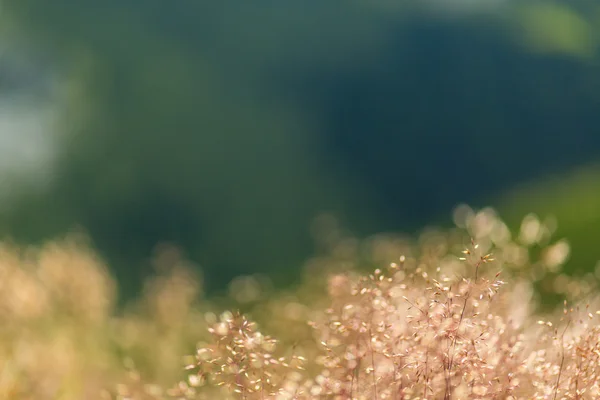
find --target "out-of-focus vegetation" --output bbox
[0,234,209,399]
[1,1,600,297]
[2,1,600,398]
[498,165,600,281]
[0,207,598,399]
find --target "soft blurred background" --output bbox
[1,0,600,299]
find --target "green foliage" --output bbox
[512,2,598,57]
[496,164,600,278]
[1,1,600,296]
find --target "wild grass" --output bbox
[1,206,599,399]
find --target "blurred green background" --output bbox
[1,0,599,298]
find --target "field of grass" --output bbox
[2,203,600,399]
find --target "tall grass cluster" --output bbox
[1,206,599,399]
